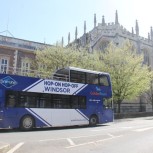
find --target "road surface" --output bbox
[1,117,153,153]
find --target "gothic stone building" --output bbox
[72,11,153,69]
[70,11,153,113]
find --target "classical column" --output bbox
[13,50,18,74]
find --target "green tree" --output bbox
[33,46,100,78]
[98,40,153,113]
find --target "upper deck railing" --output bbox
[0,66,69,81]
[1,66,110,86]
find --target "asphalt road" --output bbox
[1,117,153,153]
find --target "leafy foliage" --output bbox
[98,40,153,112]
[33,46,100,77]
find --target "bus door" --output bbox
[102,98,113,122]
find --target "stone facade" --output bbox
[0,34,50,74]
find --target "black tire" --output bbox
[20,115,34,131]
[89,115,98,126]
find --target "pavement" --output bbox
[0,142,10,153]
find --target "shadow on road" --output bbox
[0,124,109,133]
[145,117,153,120]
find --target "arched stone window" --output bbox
[96,39,110,52]
[142,48,150,66]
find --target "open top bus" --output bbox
[0,66,113,130]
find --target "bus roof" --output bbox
[55,66,109,75]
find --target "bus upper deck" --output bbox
[1,66,111,89]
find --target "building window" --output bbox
[0,58,8,73]
[143,50,150,66]
[21,59,30,75]
[38,64,47,70]
[99,40,110,52]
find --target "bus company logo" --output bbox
[0,76,17,88]
[90,86,107,96]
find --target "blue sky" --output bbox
[0,0,153,45]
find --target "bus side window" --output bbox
[71,96,86,109]
[19,95,27,107]
[52,95,62,108]
[71,96,79,108]
[70,70,86,83]
[28,96,37,108]
[99,75,109,86]
[86,73,99,85]
[38,93,52,108]
[6,91,17,107]
[79,96,86,109]
[62,95,70,108]
[39,98,45,108]
[7,94,16,107]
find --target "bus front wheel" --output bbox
[89,115,98,126]
[20,115,34,131]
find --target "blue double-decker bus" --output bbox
[0,67,113,130]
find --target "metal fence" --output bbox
[114,103,147,113]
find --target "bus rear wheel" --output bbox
[89,115,98,126]
[20,115,34,131]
